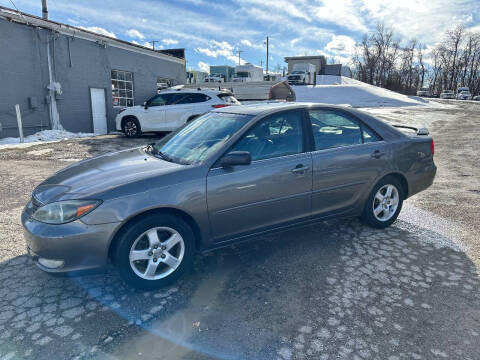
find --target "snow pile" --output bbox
[0,130,98,149]
[294,75,432,107]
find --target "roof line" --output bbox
[0,5,185,64]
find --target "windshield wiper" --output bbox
[146,143,173,162]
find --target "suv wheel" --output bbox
[122,117,141,138]
[360,176,404,229]
[113,214,195,289]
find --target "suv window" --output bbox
[177,93,211,104]
[231,111,303,161]
[148,94,168,106]
[309,110,378,150]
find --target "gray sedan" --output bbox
[22,103,436,289]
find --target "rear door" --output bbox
[308,108,388,217]
[207,110,312,241]
[164,93,211,129]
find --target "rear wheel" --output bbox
[113,214,195,289]
[122,117,142,138]
[360,176,404,229]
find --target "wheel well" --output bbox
[108,207,203,261]
[187,114,200,122]
[121,115,138,128]
[384,173,409,199]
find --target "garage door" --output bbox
[90,88,108,134]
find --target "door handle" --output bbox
[291,164,310,174]
[371,150,385,159]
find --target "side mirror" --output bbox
[220,151,251,167]
[143,101,148,109]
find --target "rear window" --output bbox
[218,94,240,104]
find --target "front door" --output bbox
[142,94,167,131]
[307,108,388,217]
[90,88,107,134]
[207,110,312,242]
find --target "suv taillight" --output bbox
[430,139,435,156]
[212,104,230,108]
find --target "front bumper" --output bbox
[22,207,120,273]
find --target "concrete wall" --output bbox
[0,20,51,138]
[0,18,185,138]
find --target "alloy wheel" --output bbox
[124,121,137,137]
[372,184,399,222]
[129,227,185,280]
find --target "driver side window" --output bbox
[230,111,304,161]
[148,94,168,106]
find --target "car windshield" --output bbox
[152,112,252,165]
[291,71,304,74]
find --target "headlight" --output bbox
[32,200,101,224]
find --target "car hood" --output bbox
[33,147,184,203]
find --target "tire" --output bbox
[122,117,142,138]
[360,176,404,229]
[113,214,195,289]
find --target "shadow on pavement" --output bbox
[0,218,479,360]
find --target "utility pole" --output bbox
[260,60,264,67]
[236,49,243,65]
[266,36,269,74]
[149,40,160,50]
[41,0,48,19]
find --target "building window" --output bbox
[111,70,134,107]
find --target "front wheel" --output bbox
[360,176,404,229]
[122,117,142,138]
[113,214,195,289]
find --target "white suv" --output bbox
[116,89,240,137]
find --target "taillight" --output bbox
[212,104,230,108]
[430,139,435,156]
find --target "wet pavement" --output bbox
[0,102,479,359]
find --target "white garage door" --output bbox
[90,88,107,134]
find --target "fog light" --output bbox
[38,258,64,269]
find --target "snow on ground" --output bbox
[294,75,438,108]
[0,130,97,149]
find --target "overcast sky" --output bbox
[2,0,480,73]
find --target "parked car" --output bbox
[440,90,455,99]
[457,90,472,100]
[473,95,480,101]
[23,103,436,289]
[416,87,431,97]
[204,74,224,83]
[115,89,240,137]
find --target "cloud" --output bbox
[240,39,264,50]
[195,40,242,64]
[198,61,210,73]
[325,35,356,55]
[79,26,116,38]
[126,29,145,40]
[163,38,179,45]
[240,39,252,47]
